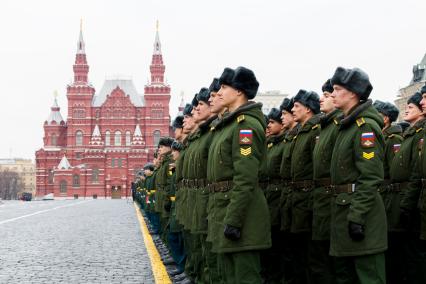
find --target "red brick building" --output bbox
[35,25,171,199]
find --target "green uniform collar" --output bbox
[338,99,383,129]
[382,124,402,138]
[298,114,320,134]
[403,117,426,138]
[320,109,341,128]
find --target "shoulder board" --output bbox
[312,124,319,130]
[356,117,366,127]
[237,115,245,123]
[293,135,297,140]
[333,119,339,125]
[416,127,423,133]
[267,142,274,148]
[388,134,394,138]
[210,126,215,131]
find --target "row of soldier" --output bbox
[132,65,426,284]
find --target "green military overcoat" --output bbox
[330,100,387,257]
[312,109,340,240]
[289,115,320,233]
[207,102,271,253]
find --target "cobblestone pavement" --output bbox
[0,199,154,283]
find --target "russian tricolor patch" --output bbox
[361,132,375,148]
[239,129,253,145]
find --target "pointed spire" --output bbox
[92,124,101,137]
[47,91,64,125]
[178,91,185,114]
[153,20,162,55]
[131,124,145,146]
[77,18,85,54]
[57,155,71,169]
[89,124,104,146]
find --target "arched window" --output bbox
[60,180,67,193]
[153,130,161,146]
[48,170,54,184]
[51,134,57,146]
[91,168,99,183]
[76,131,83,146]
[72,174,80,187]
[105,131,111,146]
[114,131,121,146]
[125,131,131,146]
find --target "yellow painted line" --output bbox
[134,202,171,284]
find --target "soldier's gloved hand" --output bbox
[224,224,241,241]
[348,221,365,241]
[164,202,171,212]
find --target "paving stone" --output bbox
[0,200,154,283]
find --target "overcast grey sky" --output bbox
[1,0,426,160]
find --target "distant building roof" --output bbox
[411,53,426,84]
[92,79,144,107]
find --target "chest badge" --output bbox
[239,129,253,145]
[361,132,375,148]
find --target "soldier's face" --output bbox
[171,150,180,161]
[404,103,423,123]
[420,93,426,113]
[143,169,152,176]
[174,128,183,140]
[218,84,240,108]
[194,101,211,122]
[292,102,311,123]
[331,85,357,111]
[183,115,195,133]
[267,119,282,135]
[281,110,294,129]
[158,145,171,155]
[320,91,335,113]
[209,91,224,114]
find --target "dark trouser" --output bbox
[386,232,407,284]
[218,251,262,284]
[168,231,186,272]
[309,240,335,284]
[183,230,196,280]
[160,217,169,245]
[404,234,426,284]
[202,238,221,284]
[287,232,310,284]
[334,253,385,284]
[261,226,284,283]
[150,212,161,234]
[190,233,203,283]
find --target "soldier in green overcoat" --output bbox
[180,102,200,282]
[329,67,387,284]
[155,137,174,246]
[288,89,321,283]
[389,92,426,283]
[278,97,299,283]
[311,79,340,284]
[207,66,271,283]
[374,100,406,284]
[187,84,222,284]
[260,107,286,283]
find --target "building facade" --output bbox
[35,25,171,199]
[256,90,289,114]
[0,158,36,197]
[395,53,426,121]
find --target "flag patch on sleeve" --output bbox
[393,144,401,153]
[361,132,375,148]
[239,129,253,145]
